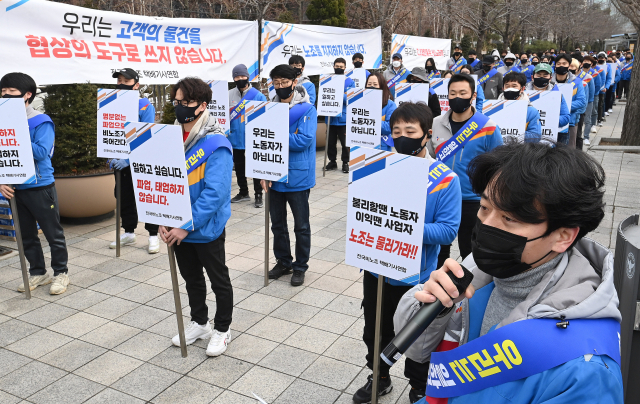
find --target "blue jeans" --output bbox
[269,189,311,272]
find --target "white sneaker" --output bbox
[605,112,610,116]
[608,109,613,113]
[148,236,160,254]
[109,233,136,249]
[17,274,51,292]
[591,127,597,133]
[172,321,212,347]
[50,273,69,295]
[206,329,231,357]
[584,139,591,146]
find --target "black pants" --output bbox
[115,167,158,235]
[232,149,262,197]
[15,185,68,276]
[362,271,430,389]
[617,80,630,98]
[576,113,585,150]
[605,86,616,111]
[327,125,349,163]
[270,189,311,271]
[437,200,479,266]
[597,93,605,123]
[174,231,233,332]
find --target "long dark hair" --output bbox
[425,58,437,70]
[365,72,391,107]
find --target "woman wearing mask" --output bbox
[425,57,441,80]
[364,72,397,151]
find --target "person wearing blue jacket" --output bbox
[617,51,633,99]
[526,63,571,144]
[0,72,69,295]
[553,54,586,148]
[363,72,397,151]
[429,74,503,267]
[108,68,160,253]
[263,65,317,287]
[352,102,462,404]
[228,64,267,208]
[159,77,235,358]
[288,55,316,105]
[605,54,620,114]
[396,142,623,404]
[596,52,608,125]
[497,72,541,143]
[325,57,355,174]
[572,55,595,148]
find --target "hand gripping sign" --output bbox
[96,89,139,158]
[482,100,527,143]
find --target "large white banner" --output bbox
[207,80,230,136]
[96,89,139,158]
[395,83,431,106]
[128,123,193,229]
[244,101,289,183]
[345,147,429,283]
[0,99,36,185]
[525,90,561,142]
[346,89,382,148]
[260,22,382,77]
[390,34,451,71]
[317,74,345,117]
[482,100,528,142]
[556,83,573,132]
[0,0,259,85]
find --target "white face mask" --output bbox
[392,60,401,68]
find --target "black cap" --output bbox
[112,68,139,82]
[482,54,497,64]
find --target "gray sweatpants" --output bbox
[15,185,68,276]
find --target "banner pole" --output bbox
[264,190,270,287]
[9,195,30,300]
[323,117,331,177]
[371,275,385,404]
[115,170,121,257]
[168,242,187,357]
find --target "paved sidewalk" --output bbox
[0,102,637,404]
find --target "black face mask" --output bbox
[235,79,249,90]
[425,65,435,72]
[626,57,632,61]
[569,69,577,75]
[583,63,591,69]
[292,67,302,77]
[275,85,294,100]
[533,77,550,88]
[454,52,461,58]
[555,66,568,76]
[334,68,345,75]
[532,61,539,66]
[482,64,492,72]
[116,84,135,90]
[354,61,363,68]
[471,218,552,279]
[598,60,605,64]
[504,60,514,67]
[2,93,24,99]
[503,89,520,100]
[449,96,472,113]
[394,132,428,156]
[521,60,528,65]
[174,104,202,124]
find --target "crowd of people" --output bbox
[0,42,632,404]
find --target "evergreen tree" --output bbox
[161,98,176,124]
[305,0,347,27]
[460,35,472,56]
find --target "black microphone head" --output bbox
[446,264,474,296]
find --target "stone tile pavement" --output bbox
[0,102,637,404]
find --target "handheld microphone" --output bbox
[380,265,473,367]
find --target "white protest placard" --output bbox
[345,147,429,283]
[317,74,345,117]
[266,78,276,101]
[525,90,561,142]
[346,68,367,89]
[96,89,139,158]
[390,34,451,71]
[0,0,259,85]
[127,123,193,229]
[0,99,36,185]
[260,21,382,77]
[244,101,289,183]
[430,77,478,113]
[556,83,573,132]
[607,63,618,87]
[207,80,230,136]
[395,83,431,106]
[346,89,382,148]
[482,100,528,142]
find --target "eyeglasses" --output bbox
[272,80,293,89]
[172,99,196,107]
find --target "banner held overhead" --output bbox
[0,0,259,85]
[260,22,382,77]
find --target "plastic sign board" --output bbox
[482,100,528,143]
[127,123,193,230]
[96,89,139,158]
[244,101,289,183]
[346,88,382,148]
[556,83,573,132]
[207,80,230,136]
[346,68,368,89]
[317,74,345,117]
[395,83,430,106]
[345,147,429,283]
[525,90,561,142]
[0,99,36,185]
